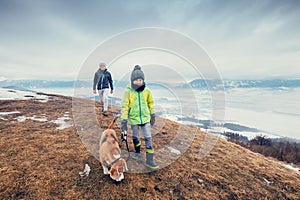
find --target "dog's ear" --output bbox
[100,135,107,145]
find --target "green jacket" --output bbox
[121,85,154,125]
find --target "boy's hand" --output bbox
[121,119,128,131]
[150,114,155,126]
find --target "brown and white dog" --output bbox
[99,116,128,181]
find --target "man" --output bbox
[93,63,114,116]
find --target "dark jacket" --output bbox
[93,69,114,90]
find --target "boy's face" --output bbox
[133,78,144,86]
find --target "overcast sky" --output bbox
[1,0,300,81]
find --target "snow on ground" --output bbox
[0,111,73,130]
[283,163,300,172]
[0,111,21,115]
[0,88,73,130]
[0,110,73,130]
[221,127,280,140]
[0,111,21,120]
[51,112,73,130]
[79,164,91,177]
[0,88,49,102]
[166,146,181,155]
[0,111,48,123]
[15,115,48,122]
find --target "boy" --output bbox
[93,63,114,116]
[121,65,159,169]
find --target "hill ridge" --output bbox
[0,93,299,199]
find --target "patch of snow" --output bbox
[197,178,205,187]
[0,116,7,120]
[263,177,272,184]
[51,113,73,130]
[0,88,49,102]
[167,146,181,155]
[0,111,21,121]
[79,164,91,177]
[37,98,49,103]
[15,115,48,122]
[205,127,280,141]
[197,178,204,183]
[283,164,300,172]
[0,111,20,115]
[16,116,27,122]
[31,115,48,122]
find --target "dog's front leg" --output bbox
[125,162,129,172]
[102,165,109,174]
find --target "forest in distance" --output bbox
[226,133,300,165]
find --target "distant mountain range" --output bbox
[0,79,300,89]
[187,79,300,89]
[0,80,89,89]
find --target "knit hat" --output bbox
[99,62,106,67]
[131,65,145,82]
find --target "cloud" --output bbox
[0,0,300,80]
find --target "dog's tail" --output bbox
[108,114,120,129]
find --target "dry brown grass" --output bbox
[0,95,299,199]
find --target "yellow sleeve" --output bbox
[121,90,130,120]
[147,90,155,115]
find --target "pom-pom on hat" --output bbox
[131,65,145,82]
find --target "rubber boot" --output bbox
[145,152,159,169]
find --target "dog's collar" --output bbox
[106,157,122,170]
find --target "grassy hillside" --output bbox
[0,94,299,199]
